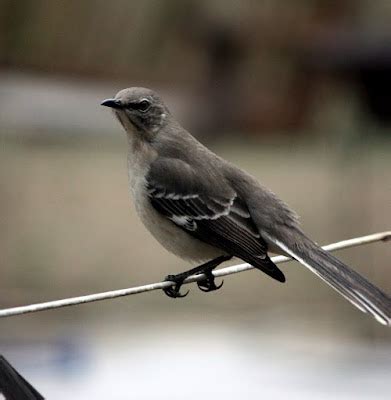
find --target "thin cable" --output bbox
[0,231,389,318]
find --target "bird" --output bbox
[101,87,391,326]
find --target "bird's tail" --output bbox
[263,231,391,326]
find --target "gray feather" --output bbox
[146,157,285,282]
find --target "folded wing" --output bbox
[146,158,285,282]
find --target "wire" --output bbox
[0,231,389,318]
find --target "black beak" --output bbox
[100,98,123,109]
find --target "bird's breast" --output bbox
[129,177,223,263]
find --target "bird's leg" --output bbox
[163,255,232,298]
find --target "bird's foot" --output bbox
[197,270,224,293]
[162,255,232,298]
[163,275,189,298]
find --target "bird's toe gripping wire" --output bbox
[162,255,231,298]
[197,270,224,292]
[163,275,190,298]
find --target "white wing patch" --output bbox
[148,183,262,240]
[166,193,199,200]
[148,185,235,221]
[169,215,197,231]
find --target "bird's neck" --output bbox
[126,133,157,179]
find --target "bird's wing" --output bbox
[146,158,285,282]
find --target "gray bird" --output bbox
[101,87,391,326]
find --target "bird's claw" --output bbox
[163,275,189,298]
[197,271,224,292]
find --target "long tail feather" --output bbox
[263,232,391,326]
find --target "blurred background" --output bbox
[0,0,390,398]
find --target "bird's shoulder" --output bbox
[146,149,233,198]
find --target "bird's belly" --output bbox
[131,180,223,263]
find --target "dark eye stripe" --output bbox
[128,99,151,112]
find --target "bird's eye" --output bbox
[131,99,151,112]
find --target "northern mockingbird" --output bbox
[101,87,391,326]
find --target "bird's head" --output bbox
[101,87,168,141]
